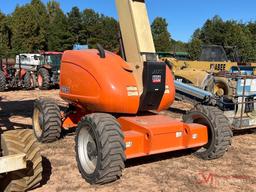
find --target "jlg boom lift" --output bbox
[32,0,232,184]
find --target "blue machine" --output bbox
[230,66,255,75]
[73,44,89,50]
[174,78,256,130]
[236,78,256,96]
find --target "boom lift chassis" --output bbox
[32,0,233,185]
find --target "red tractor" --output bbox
[37,52,63,90]
[0,56,35,92]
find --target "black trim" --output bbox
[96,44,106,58]
[139,61,166,111]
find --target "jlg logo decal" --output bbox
[152,75,161,83]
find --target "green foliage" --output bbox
[67,7,82,45]
[247,22,256,61]
[151,17,172,52]
[188,15,256,61]
[10,0,47,53]
[0,1,119,55]
[188,38,202,60]
[170,39,188,52]
[79,9,119,52]
[0,12,12,56]
[47,0,70,51]
[2,1,256,63]
[88,15,119,52]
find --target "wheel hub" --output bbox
[78,126,98,174]
[87,141,97,160]
[33,107,44,138]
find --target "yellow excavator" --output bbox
[162,45,256,97]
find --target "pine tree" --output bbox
[47,0,70,51]
[80,9,101,46]
[91,16,119,52]
[0,12,12,56]
[67,7,82,45]
[30,0,48,50]
[79,9,119,51]
[11,0,48,53]
[189,15,256,61]
[151,17,172,52]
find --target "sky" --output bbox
[1,0,256,42]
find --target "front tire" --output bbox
[75,113,126,185]
[183,105,233,160]
[32,98,62,143]
[23,72,35,90]
[0,130,43,192]
[38,68,50,90]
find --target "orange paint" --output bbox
[60,50,140,114]
[118,115,208,159]
[59,50,208,159]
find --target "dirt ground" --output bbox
[0,90,255,192]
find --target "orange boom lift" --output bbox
[32,0,231,184]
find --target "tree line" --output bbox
[0,0,256,62]
[0,0,120,57]
[188,16,256,61]
[152,16,256,62]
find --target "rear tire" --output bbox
[0,70,6,92]
[183,105,233,160]
[32,98,62,143]
[75,113,126,184]
[38,68,50,90]
[23,72,35,90]
[0,130,43,192]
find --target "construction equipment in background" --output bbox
[37,51,63,90]
[0,129,43,192]
[73,44,89,50]
[175,73,256,131]
[161,45,256,97]
[0,55,36,92]
[0,95,43,191]
[0,51,62,91]
[158,52,191,61]
[32,0,232,185]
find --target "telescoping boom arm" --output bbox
[115,0,157,93]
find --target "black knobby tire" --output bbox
[75,113,126,185]
[32,98,62,143]
[23,72,35,90]
[0,130,43,192]
[183,105,233,160]
[0,70,6,92]
[38,68,50,90]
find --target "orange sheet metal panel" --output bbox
[118,115,208,159]
[59,50,140,114]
